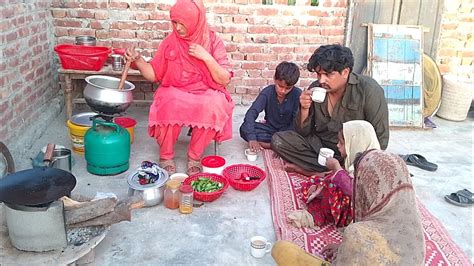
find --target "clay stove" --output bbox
[4,201,67,252]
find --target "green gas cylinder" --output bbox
[84,119,130,175]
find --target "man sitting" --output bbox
[271,44,389,176]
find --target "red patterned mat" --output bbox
[263,149,471,266]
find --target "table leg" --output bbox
[64,75,73,119]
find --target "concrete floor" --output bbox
[2,103,473,264]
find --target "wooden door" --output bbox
[346,0,443,74]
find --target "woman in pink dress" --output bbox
[126,0,234,175]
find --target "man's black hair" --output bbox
[274,61,300,86]
[307,44,354,74]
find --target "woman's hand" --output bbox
[300,90,313,110]
[326,158,342,171]
[248,140,262,152]
[124,48,141,62]
[322,243,340,261]
[188,43,212,62]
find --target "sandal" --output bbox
[444,189,474,207]
[187,158,202,176]
[159,159,176,175]
[399,154,438,172]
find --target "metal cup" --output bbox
[111,54,123,71]
[51,148,72,172]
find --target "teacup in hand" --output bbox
[250,236,272,258]
[318,148,335,166]
[311,87,326,103]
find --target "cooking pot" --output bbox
[127,168,169,207]
[84,75,134,115]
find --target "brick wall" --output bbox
[51,0,347,104]
[1,0,59,143]
[437,0,473,79]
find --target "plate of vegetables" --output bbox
[183,173,229,202]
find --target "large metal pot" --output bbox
[84,75,134,115]
[127,169,169,207]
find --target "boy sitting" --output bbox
[240,61,302,152]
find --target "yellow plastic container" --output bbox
[66,120,90,154]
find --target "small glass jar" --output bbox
[164,180,181,209]
[179,184,194,214]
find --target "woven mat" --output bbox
[263,149,471,265]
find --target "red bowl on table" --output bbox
[222,164,266,191]
[183,173,229,202]
[55,44,110,71]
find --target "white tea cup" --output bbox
[311,87,326,103]
[318,148,335,166]
[250,236,272,258]
[245,149,258,162]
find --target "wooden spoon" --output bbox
[117,59,131,90]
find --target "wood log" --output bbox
[68,199,144,228]
[62,196,118,225]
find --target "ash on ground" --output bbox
[67,226,106,246]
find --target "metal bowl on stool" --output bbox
[84,75,135,115]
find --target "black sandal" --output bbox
[444,189,474,207]
[399,154,438,172]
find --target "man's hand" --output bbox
[188,43,212,62]
[248,140,262,152]
[326,158,342,171]
[300,89,313,110]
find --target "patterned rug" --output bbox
[263,149,471,266]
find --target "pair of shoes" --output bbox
[444,189,474,207]
[159,159,176,175]
[399,154,438,172]
[187,158,202,176]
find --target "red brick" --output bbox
[239,45,264,53]
[143,21,170,31]
[120,30,137,39]
[270,46,294,53]
[54,19,83,28]
[94,10,109,20]
[247,69,262,78]
[96,30,110,39]
[149,11,168,20]
[308,10,329,17]
[135,13,150,21]
[90,20,104,29]
[247,25,274,34]
[211,6,239,14]
[222,25,247,34]
[231,53,244,60]
[256,8,278,16]
[242,62,265,69]
[131,3,156,10]
[2,6,15,18]
[68,28,96,37]
[109,2,129,9]
[249,53,277,61]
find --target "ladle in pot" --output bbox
[117,59,132,91]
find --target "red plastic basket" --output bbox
[182,173,229,202]
[222,164,266,191]
[54,44,110,71]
